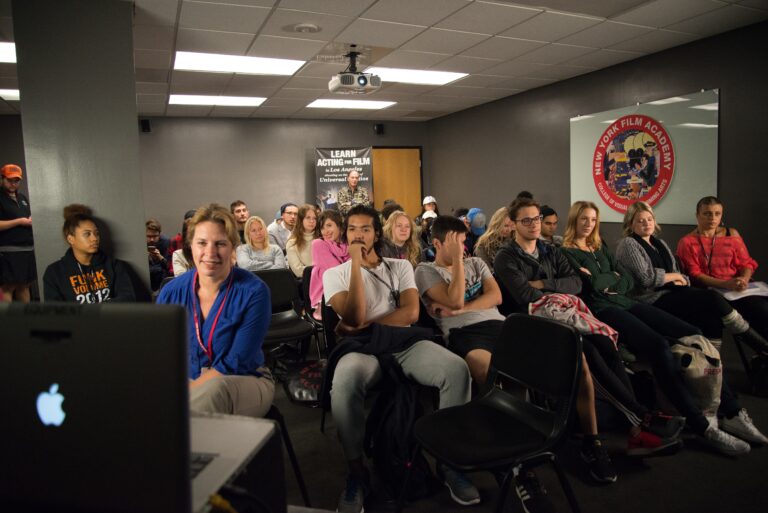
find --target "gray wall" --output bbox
[139,117,426,234]
[424,21,768,276]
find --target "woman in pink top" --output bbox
[677,196,768,345]
[309,210,349,317]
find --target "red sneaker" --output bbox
[627,431,683,458]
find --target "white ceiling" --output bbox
[0,0,766,120]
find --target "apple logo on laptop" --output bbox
[36,383,66,426]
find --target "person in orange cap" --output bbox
[0,164,35,302]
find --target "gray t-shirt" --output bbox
[415,257,504,335]
[267,220,292,251]
[323,257,416,323]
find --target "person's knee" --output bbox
[465,350,491,384]
[331,357,373,400]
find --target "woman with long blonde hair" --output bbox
[236,215,286,271]
[473,206,513,268]
[381,210,422,267]
[286,204,319,277]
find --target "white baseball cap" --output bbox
[422,195,437,205]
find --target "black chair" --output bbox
[265,405,311,507]
[398,314,583,513]
[301,265,326,355]
[254,268,316,353]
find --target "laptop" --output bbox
[0,302,275,513]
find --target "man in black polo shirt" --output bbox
[0,164,35,302]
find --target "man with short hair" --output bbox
[267,203,297,252]
[146,218,170,291]
[539,205,563,247]
[336,170,372,216]
[323,204,477,513]
[230,200,250,244]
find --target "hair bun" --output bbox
[63,204,93,220]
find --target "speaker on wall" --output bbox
[373,123,384,136]
[139,119,151,133]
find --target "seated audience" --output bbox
[309,210,349,316]
[286,204,319,278]
[380,210,422,267]
[380,201,403,222]
[539,205,563,246]
[464,208,486,255]
[43,204,135,302]
[172,216,194,276]
[617,201,768,357]
[473,206,513,268]
[0,163,35,303]
[322,205,477,512]
[236,215,287,271]
[168,209,196,273]
[419,210,438,262]
[415,195,439,225]
[562,200,763,455]
[157,204,273,417]
[677,196,768,347]
[268,202,297,252]
[337,170,372,216]
[230,200,250,244]
[146,218,170,291]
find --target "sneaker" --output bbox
[733,329,768,357]
[337,473,369,513]
[642,411,686,440]
[515,470,556,513]
[627,430,682,457]
[438,464,480,506]
[720,409,768,444]
[701,425,751,456]
[580,440,618,483]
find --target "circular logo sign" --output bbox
[592,114,675,213]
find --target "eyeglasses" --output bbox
[515,215,543,226]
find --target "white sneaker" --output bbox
[702,425,751,456]
[720,409,768,444]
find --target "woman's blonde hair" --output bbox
[563,201,602,250]
[289,204,320,252]
[243,215,269,251]
[383,210,421,267]
[622,201,660,237]
[187,203,240,248]
[474,206,511,259]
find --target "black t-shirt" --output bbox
[0,190,33,246]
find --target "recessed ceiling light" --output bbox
[646,97,690,105]
[365,67,467,86]
[174,51,304,76]
[0,42,16,63]
[169,95,266,107]
[0,89,19,101]
[690,103,718,111]
[307,99,395,110]
[677,123,718,128]
[287,23,321,34]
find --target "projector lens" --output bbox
[357,75,368,86]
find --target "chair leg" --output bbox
[266,405,312,507]
[395,443,421,513]
[550,454,582,513]
[732,334,753,374]
[494,467,517,513]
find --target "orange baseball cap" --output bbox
[1,164,22,179]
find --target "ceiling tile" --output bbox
[176,28,255,54]
[517,43,596,64]
[492,76,554,90]
[558,20,654,47]
[137,103,167,115]
[166,105,213,116]
[609,29,698,53]
[0,62,15,77]
[0,75,17,88]
[499,11,603,42]
[295,61,346,77]
[567,48,644,67]
[137,93,168,103]
[436,1,541,35]
[133,25,176,51]
[0,16,13,41]
[401,28,488,54]
[199,0,276,6]
[272,88,325,99]
[378,83,439,94]
[336,19,427,48]
[134,49,173,70]
[479,58,551,77]
[252,105,303,117]
[224,74,289,95]
[170,70,233,94]
[135,68,171,83]
[451,74,508,87]
[371,50,451,69]
[262,98,308,107]
[136,82,170,94]
[290,108,336,119]
[664,4,768,34]
[180,1,270,33]
[523,63,594,80]
[134,0,179,27]
[461,36,545,60]
[612,0,727,27]
[504,0,647,18]
[427,85,496,98]
[284,76,330,89]
[210,106,257,117]
[430,55,501,73]
[279,0,376,17]
[246,35,326,60]
[361,0,469,26]
[738,0,768,8]
[260,9,353,42]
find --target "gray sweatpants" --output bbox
[330,340,471,460]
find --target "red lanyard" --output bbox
[191,270,234,364]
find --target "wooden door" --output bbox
[371,148,422,219]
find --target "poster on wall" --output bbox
[315,147,373,211]
[571,89,718,224]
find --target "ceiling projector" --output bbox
[329,72,381,94]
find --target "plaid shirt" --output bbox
[337,185,371,215]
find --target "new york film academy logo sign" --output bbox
[592,114,675,213]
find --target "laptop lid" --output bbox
[0,303,191,513]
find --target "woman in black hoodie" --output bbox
[43,204,135,303]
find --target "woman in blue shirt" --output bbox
[157,204,273,417]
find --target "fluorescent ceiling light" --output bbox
[569,115,593,122]
[307,99,395,110]
[677,123,718,128]
[174,51,304,76]
[0,89,19,101]
[690,103,718,111]
[646,97,690,105]
[365,67,467,86]
[169,94,266,107]
[0,42,16,63]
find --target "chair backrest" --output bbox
[254,268,300,312]
[301,265,314,311]
[321,296,339,352]
[491,314,582,400]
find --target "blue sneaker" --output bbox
[337,473,369,513]
[438,464,481,506]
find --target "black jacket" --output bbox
[494,239,581,312]
[43,248,135,303]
